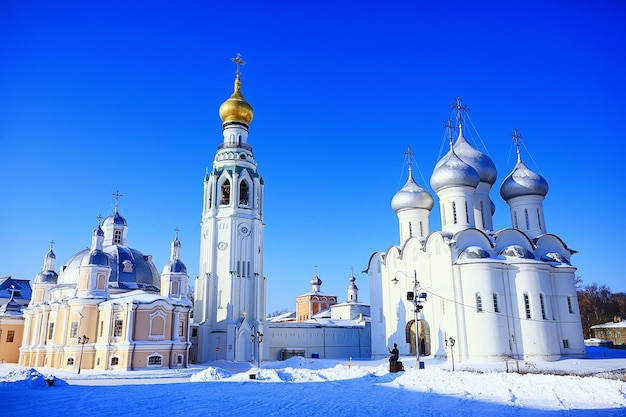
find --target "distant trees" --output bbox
[577,280,626,338]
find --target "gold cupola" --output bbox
[219,53,254,126]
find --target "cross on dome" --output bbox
[450,96,469,126]
[511,128,523,158]
[232,53,246,77]
[113,190,123,212]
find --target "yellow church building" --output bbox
[19,203,192,371]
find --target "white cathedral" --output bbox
[192,56,585,365]
[366,105,586,362]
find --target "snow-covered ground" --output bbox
[2,347,625,416]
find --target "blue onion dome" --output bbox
[34,269,58,284]
[500,154,549,202]
[453,127,497,185]
[392,172,434,213]
[103,209,127,227]
[430,146,480,193]
[35,248,58,284]
[163,259,187,274]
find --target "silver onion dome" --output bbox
[391,174,434,213]
[430,148,480,193]
[500,158,549,201]
[310,274,322,286]
[454,129,497,185]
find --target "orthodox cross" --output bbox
[443,118,456,147]
[232,53,246,76]
[174,226,180,238]
[511,128,523,156]
[450,96,469,125]
[96,214,103,225]
[113,190,123,211]
[49,239,55,250]
[404,145,415,175]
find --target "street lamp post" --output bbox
[250,331,263,369]
[412,271,424,369]
[77,335,89,374]
[445,337,456,371]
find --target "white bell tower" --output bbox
[194,54,266,363]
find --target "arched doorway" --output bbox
[406,319,431,356]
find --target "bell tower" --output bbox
[194,54,266,362]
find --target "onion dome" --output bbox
[453,126,497,185]
[35,247,58,284]
[348,274,358,290]
[219,55,254,126]
[84,224,109,266]
[500,144,549,201]
[430,145,480,193]
[103,209,127,227]
[162,232,187,274]
[392,170,434,213]
[310,273,322,287]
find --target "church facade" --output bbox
[366,105,586,362]
[19,207,192,370]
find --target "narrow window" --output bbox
[465,201,469,223]
[523,293,531,319]
[113,230,122,244]
[114,319,123,337]
[563,339,569,349]
[537,208,542,229]
[220,180,231,205]
[239,181,249,206]
[48,323,55,340]
[419,221,424,238]
[480,200,485,228]
[191,327,198,337]
[608,331,613,337]
[540,294,547,319]
[207,182,213,209]
[617,331,622,338]
[452,201,457,224]
[177,355,184,364]
[514,211,519,229]
[99,321,104,338]
[567,296,573,314]
[476,293,483,313]
[178,321,185,337]
[408,221,413,238]
[525,208,530,230]
[70,321,79,338]
[493,293,499,313]
[110,357,119,366]
[6,330,15,343]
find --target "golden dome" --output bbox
[219,74,254,125]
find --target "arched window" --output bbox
[220,180,231,205]
[408,221,413,238]
[149,311,166,338]
[147,354,163,366]
[419,221,424,238]
[239,180,250,206]
[514,211,519,229]
[465,201,469,223]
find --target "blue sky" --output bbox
[1,1,624,314]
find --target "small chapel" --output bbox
[19,202,192,370]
